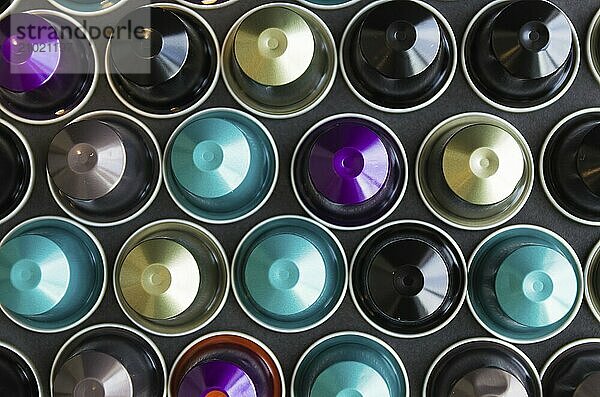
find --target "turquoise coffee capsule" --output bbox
[165,108,278,223]
[0,216,106,332]
[232,215,347,332]
[292,332,409,397]
[468,225,583,343]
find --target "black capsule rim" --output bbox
[350,219,467,338]
[0,341,42,397]
[424,337,542,397]
[46,111,162,227]
[0,120,34,227]
[0,9,98,125]
[541,338,600,397]
[105,3,220,119]
[50,323,167,397]
[461,0,580,113]
[340,0,457,113]
[540,108,600,225]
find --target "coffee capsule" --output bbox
[114,220,229,337]
[233,215,347,332]
[424,338,542,397]
[106,4,219,118]
[292,114,408,230]
[297,0,361,9]
[176,0,238,8]
[292,332,409,397]
[0,342,41,397]
[341,0,456,112]
[51,323,166,397]
[588,8,600,86]
[47,111,161,227]
[462,0,579,112]
[417,113,533,230]
[468,225,583,343]
[169,332,284,397]
[0,119,33,226]
[351,220,466,338]
[47,0,125,15]
[164,108,278,223]
[541,109,600,225]
[0,216,106,332]
[0,11,97,124]
[222,3,336,118]
[542,339,600,397]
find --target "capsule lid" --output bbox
[491,1,572,79]
[244,233,326,316]
[0,235,70,315]
[359,1,441,78]
[495,245,578,328]
[178,361,257,397]
[47,120,127,201]
[309,121,389,205]
[575,372,600,397]
[451,368,528,396]
[110,8,188,87]
[442,124,524,205]
[53,351,133,397]
[0,13,61,92]
[234,7,315,86]
[119,238,200,320]
[171,117,251,199]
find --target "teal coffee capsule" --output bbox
[164,108,278,223]
[232,215,347,332]
[468,225,583,343]
[0,216,106,332]
[292,332,409,397]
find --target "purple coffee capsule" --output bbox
[0,11,97,124]
[292,114,408,230]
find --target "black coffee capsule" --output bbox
[542,339,600,397]
[47,111,161,226]
[351,220,466,337]
[0,343,41,397]
[106,4,219,118]
[0,120,33,226]
[541,109,600,225]
[463,0,579,112]
[424,338,542,396]
[51,324,166,397]
[341,0,456,112]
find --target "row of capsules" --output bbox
[1,0,600,396]
[5,0,600,123]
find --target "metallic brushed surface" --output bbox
[234,7,315,86]
[53,351,133,397]
[495,245,578,328]
[442,124,525,205]
[450,368,528,397]
[47,120,126,201]
[119,238,200,320]
[178,361,257,397]
[310,361,391,397]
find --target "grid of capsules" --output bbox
[1,0,600,396]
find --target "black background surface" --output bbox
[1,0,600,395]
